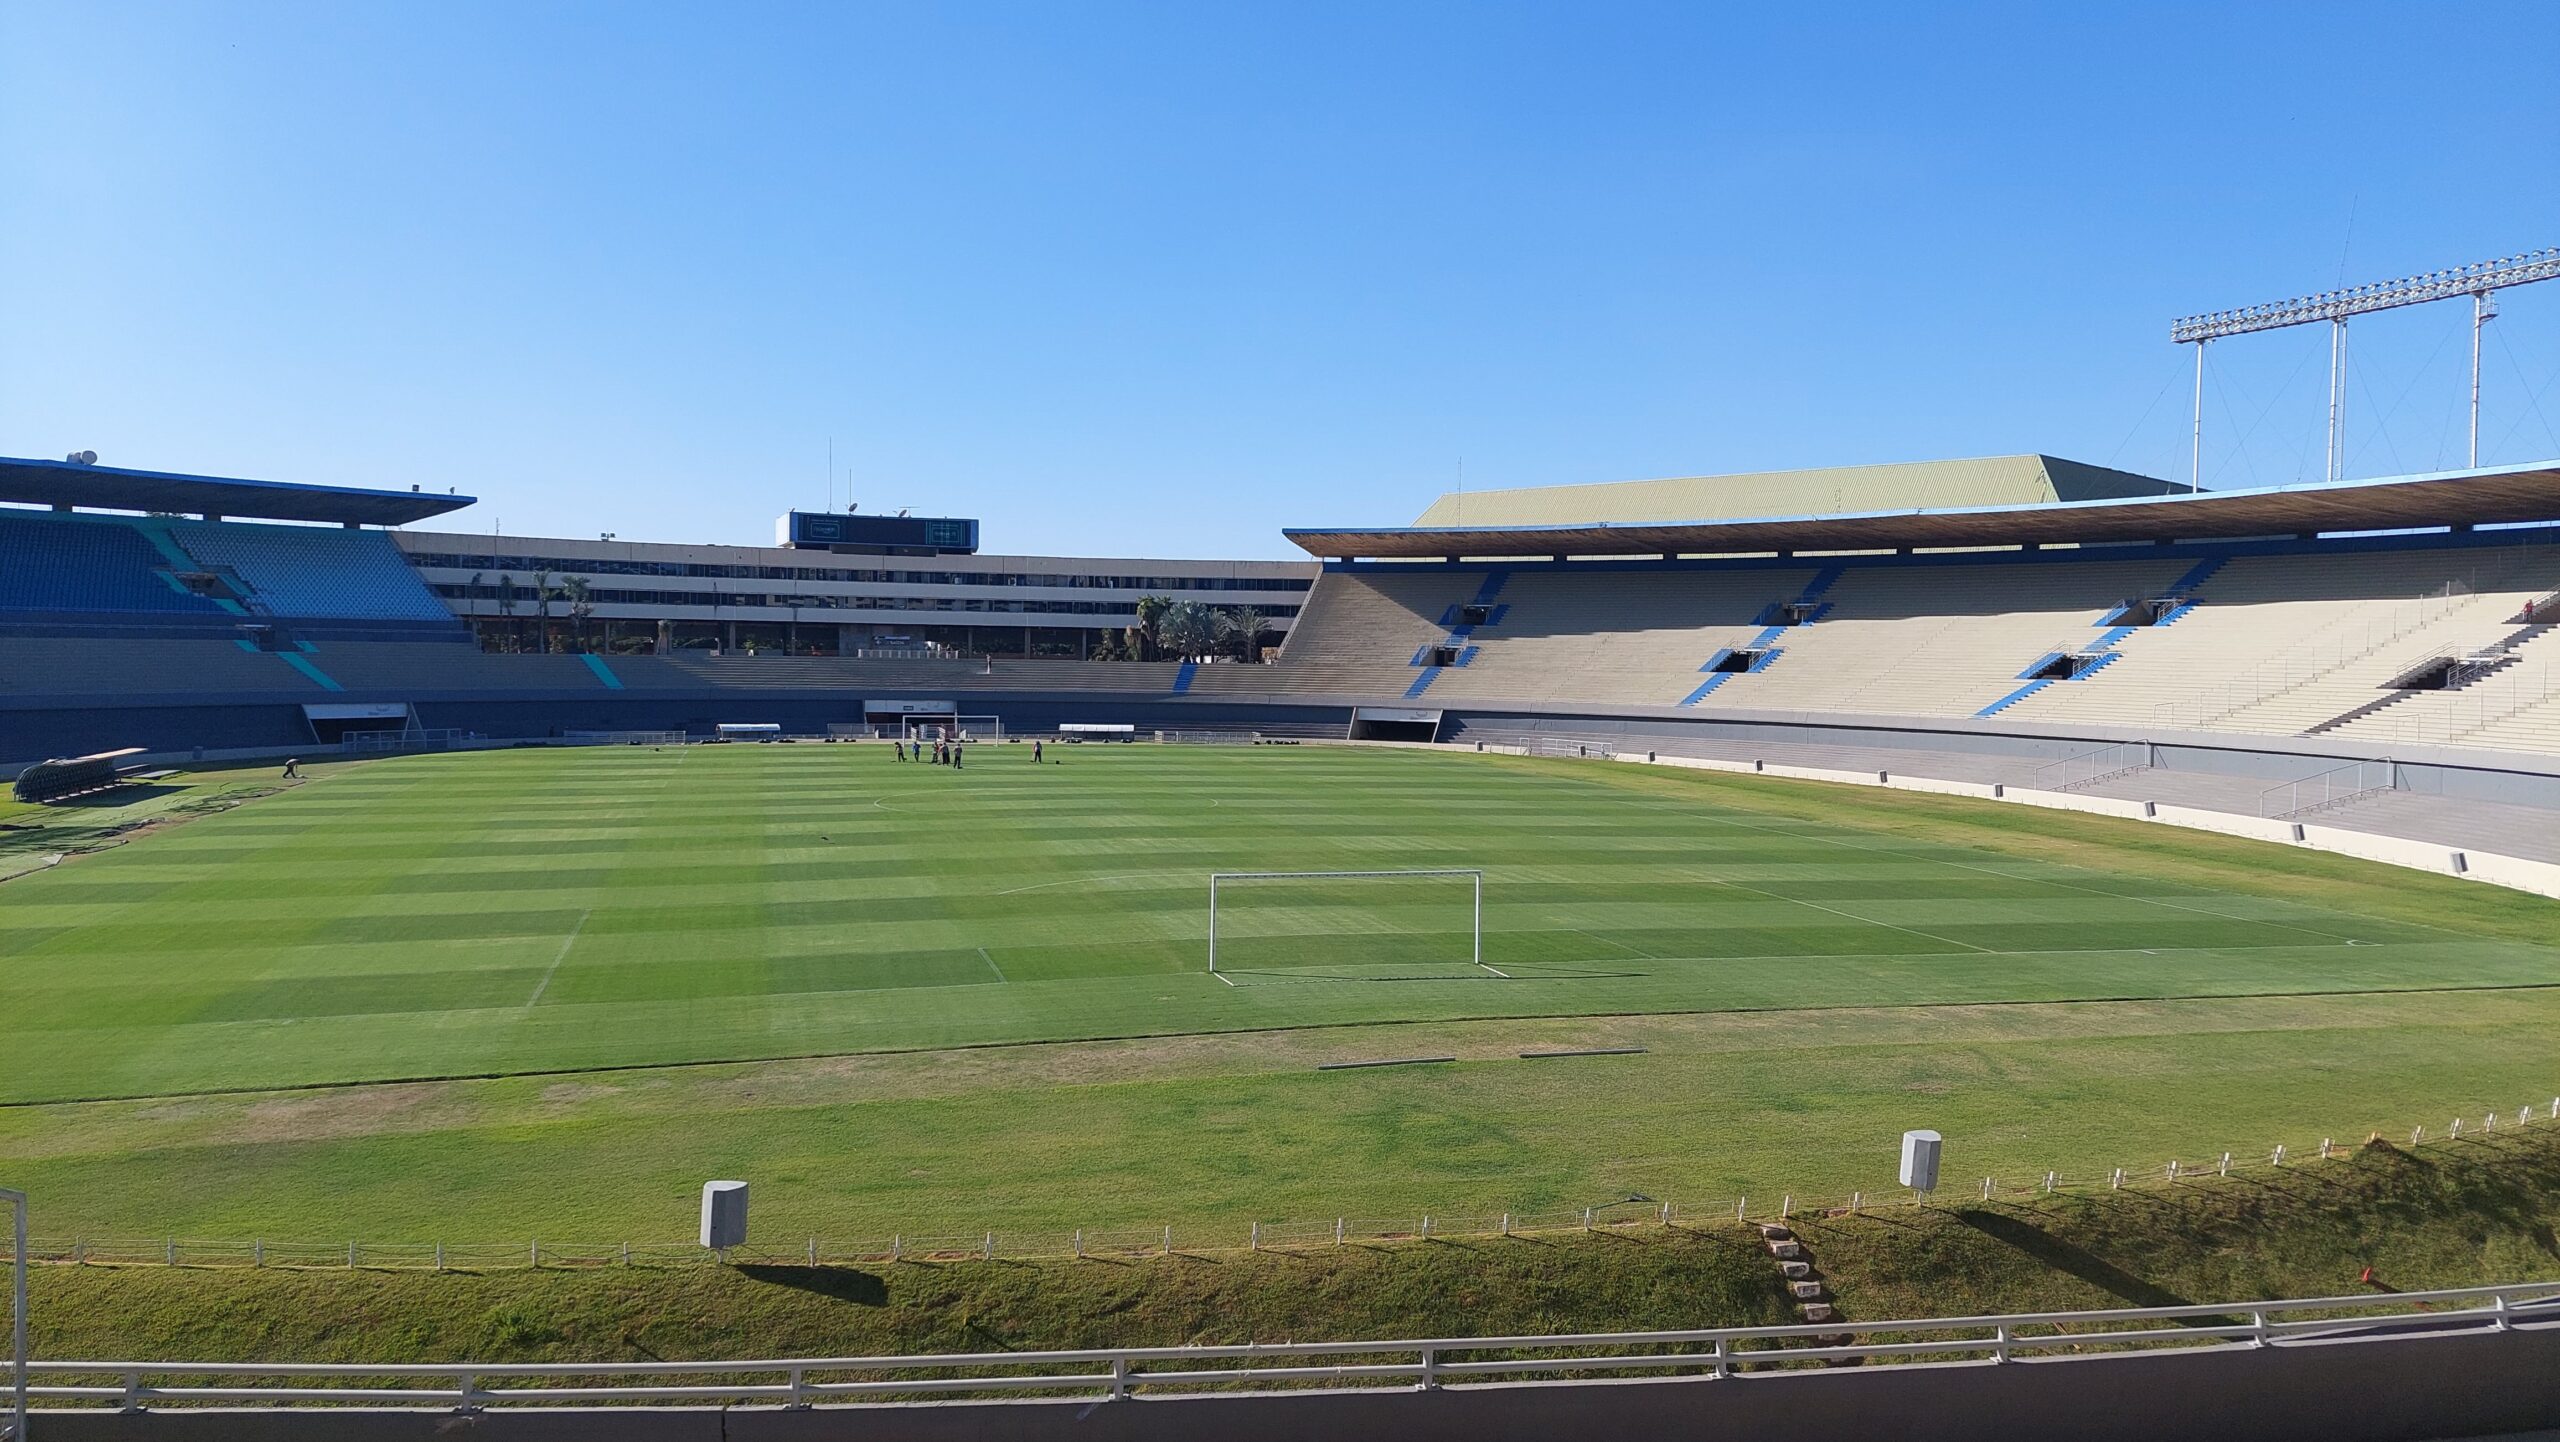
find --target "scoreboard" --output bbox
[776,511,980,554]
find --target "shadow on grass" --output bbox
[736,1264,888,1305]
[1952,1211,2196,1310]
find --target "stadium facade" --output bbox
[390,529,1313,659]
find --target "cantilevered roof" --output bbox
[0,457,475,526]
[1411,455,2183,528]
[1288,463,2560,559]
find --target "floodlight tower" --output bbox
[2170,247,2560,487]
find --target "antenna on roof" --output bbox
[63,450,96,465]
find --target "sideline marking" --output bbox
[1212,970,1239,987]
[525,909,591,1008]
[977,946,1008,983]
[996,873,1158,897]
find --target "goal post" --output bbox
[901,713,1005,743]
[1207,869,1487,975]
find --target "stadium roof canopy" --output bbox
[1409,455,2182,529]
[0,456,474,526]
[1286,461,2560,560]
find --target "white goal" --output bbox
[901,714,1005,744]
[1206,869,1491,977]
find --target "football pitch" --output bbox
[2,742,2557,1239]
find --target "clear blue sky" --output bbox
[5,2,2556,558]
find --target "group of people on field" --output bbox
[890,737,1046,768]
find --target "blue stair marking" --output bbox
[1404,668,1441,698]
[233,638,261,653]
[1978,678,2056,716]
[581,653,626,690]
[1172,660,1198,694]
[276,651,344,692]
[1680,674,1732,704]
[2168,557,2225,594]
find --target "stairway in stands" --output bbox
[1975,556,2225,717]
[1681,565,1841,704]
[1403,572,1508,698]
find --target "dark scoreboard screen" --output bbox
[782,511,980,554]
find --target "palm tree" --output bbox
[1133,595,1173,662]
[1160,601,1218,662]
[563,576,595,651]
[495,573,518,651]
[1221,606,1268,663]
[531,570,556,654]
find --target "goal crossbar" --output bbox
[1207,869,1486,974]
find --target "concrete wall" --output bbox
[29,1321,2560,1442]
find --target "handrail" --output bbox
[2030,740,2149,793]
[2259,757,2397,818]
[23,1281,2560,1409]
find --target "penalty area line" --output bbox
[524,908,591,1008]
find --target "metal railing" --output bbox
[20,1281,2560,1411]
[2029,741,2152,793]
[2259,758,2398,818]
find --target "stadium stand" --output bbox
[2002,543,2560,735]
[167,520,459,623]
[607,654,1190,693]
[1223,566,1471,697]
[0,512,230,617]
[0,636,334,695]
[1419,566,1814,707]
[1693,555,2189,719]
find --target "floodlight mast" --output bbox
[2170,247,2559,486]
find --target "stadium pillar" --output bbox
[2470,290,2496,467]
[2189,339,2207,491]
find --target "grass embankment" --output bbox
[30,1126,2560,1363]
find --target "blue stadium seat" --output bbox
[169,521,458,622]
[0,512,227,615]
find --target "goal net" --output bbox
[1206,869,1494,978]
[901,714,1005,744]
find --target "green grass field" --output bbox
[2,743,2556,1241]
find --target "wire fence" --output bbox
[24,1098,2560,1273]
